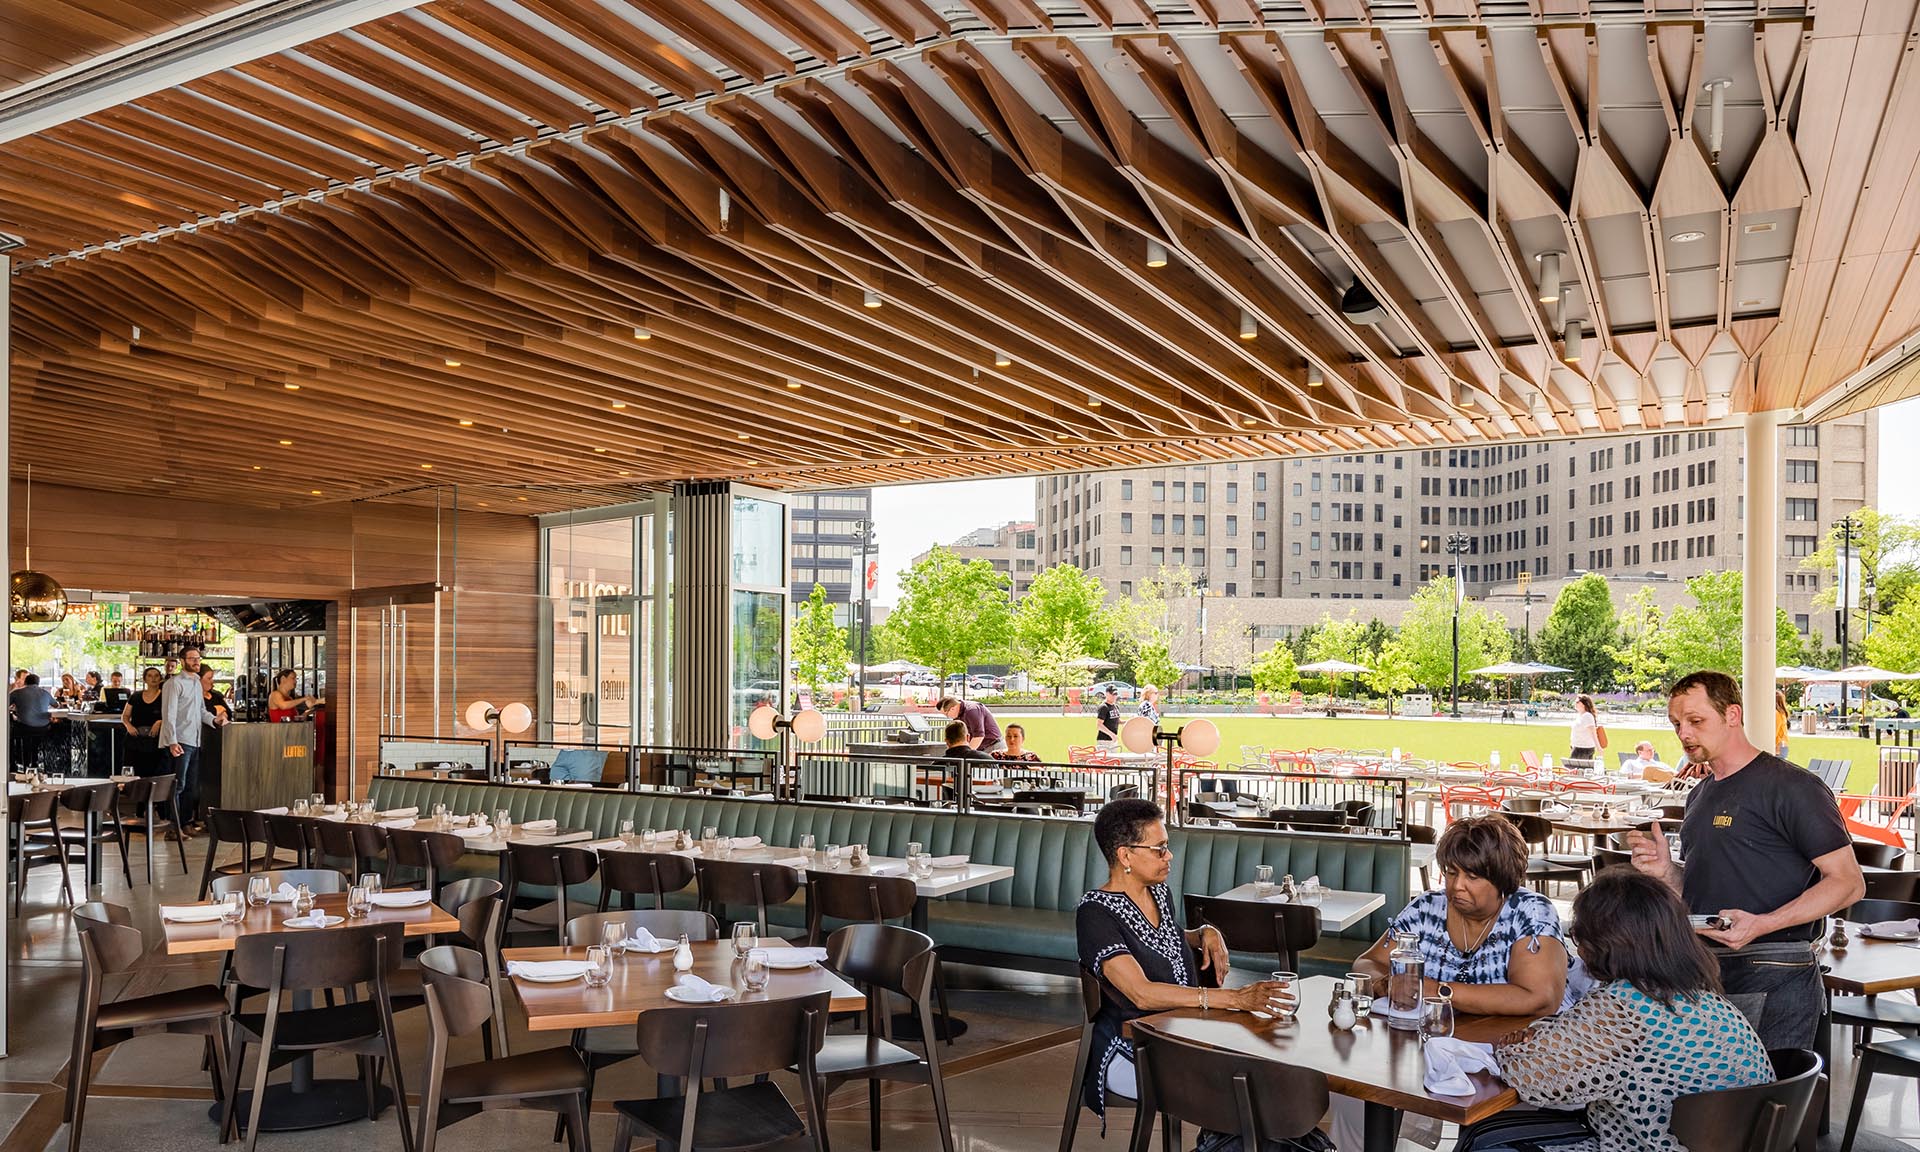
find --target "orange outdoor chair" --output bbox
[1067,746,1094,764]
[1484,772,1535,790]
[1520,751,1543,772]
[1840,789,1917,850]
[1448,761,1488,774]
[1441,786,1506,821]
[1555,779,1615,795]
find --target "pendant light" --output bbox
[11,465,67,636]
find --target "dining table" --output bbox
[12,772,139,886]
[159,888,458,1131]
[1209,883,1387,933]
[1134,975,1542,1152]
[1813,919,1920,1132]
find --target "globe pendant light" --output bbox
[11,466,66,636]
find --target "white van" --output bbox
[1800,682,1894,711]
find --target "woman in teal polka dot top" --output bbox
[1493,869,1773,1152]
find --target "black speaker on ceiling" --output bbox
[1341,281,1387,326]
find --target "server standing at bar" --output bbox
[158,646,224,831]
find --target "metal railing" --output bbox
[1174,767,1409,837]
[813,712,938,754]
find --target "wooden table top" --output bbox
[1822,924,1920,995]
[1546,811,1660,835]
[586,842,1015,899]
[503,937,864,1031]
[160,891,459,955]
[1134,976,1540,1125]
[9,774,136,796]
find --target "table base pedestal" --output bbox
[209,1080,394,1132]
[888,1011,968,1041]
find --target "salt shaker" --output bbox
[1332,991,1357,1031]
[673,933,694,972]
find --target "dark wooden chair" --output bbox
[435,879,507,1058]
[220,922,413,1152]
[386,828,467,896]
[1497,812,1591,891]
[1852,840,1906,870]
[1865,870,1920,902]
[261,813,319,871]
[118,775,188,881]
[11,790,72,915]
[1677,1047,1821,1152]
[609,991,832,1152]
[209,867,348,900]
[805,870,917,945]
[505,843,599,946]
[417,944,591,1152]
[1182,893,1320,973]
[694,858,802,938]
[69,902,230,1152]
[196,809,274,899]
[817,924,954,1152]
[1130,1018,1330,1152]
[1059,968,1134,1152]
[1502,795,1546,814]
[33,783,132,889]
[595,850,696,912]
[1267,807,1349,832]
[1409,823,1437,890]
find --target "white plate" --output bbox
[161,906,226,923]
[620,942,677,955]
[283,914,346,929]
[760,952,822,970]
[516,969,587,984]
[665,984,738,1003]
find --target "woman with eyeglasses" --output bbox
[1075,798,1290,1122]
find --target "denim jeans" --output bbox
[169,743,201,824]
[1715,941,1824,1050]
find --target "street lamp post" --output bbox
[1446,533,1471,718]
[1837,515,1859,722]
[852,518,875,713]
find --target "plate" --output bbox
[516,968,587,983]
[283,914,346,929]
[621,942,677,955]
[162,906,226,923]
[760,952,822,970]
[665,984,738,1003]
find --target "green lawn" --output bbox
[1003,712,1882,792]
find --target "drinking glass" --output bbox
[1423,993,1455,1038]
[1299,880,1324,908]
[310,792,325,812]
[826,844,844,870]
[1268,971,1299,1022]
[733,922,757,957]
[619,819,635,842]
[907,841,923,861]
[641,827,657,842]
[246,875,271,908]
[703,825,719,844]
[433,802,449,828]
[220,892,245,925]
[1345,972,1373,1018]
[359,872,383,900]
[602,921,627,955]
[1253,864,1274,895]
[292,884,315,920]
[48,773,64,788]
[743,948,771,993]
[292,798,309,816]
[584,945,612,987]
[799,833,816,859]
[346,886,370,919]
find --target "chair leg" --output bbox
[927,1060,956,1152]
[380,1002,415,1152]
[197,835,219,901]
[243,1019,277,1152]
[562,1092,590,1152]
[171,799,188,872]
[612,1115,634,1152]
[115,825,131,887]
[206,1027,230,1103]
[934,955,954,1046]
[869,1079,882,1151]
[218,1035,246,1145]
[64,1045,93,1152]
[1841,1048,1878,1152]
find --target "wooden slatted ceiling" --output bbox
[3,0,1916,512]
[0,0,242,91]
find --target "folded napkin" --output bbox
[560,782,594,789]
[369,890,433,908]
[319,810,349,821]
[284,913,335,929]
[624,925,668,951]
[777,947,829,963]
[377,817,417,829]
[160,904,226,923]
[1424,1038,1500,1096]
[868,866,905,878]
[1869,918,1920,936]
[929,855,969,868]
[672,973,732,1002]
[768,855,809,868]
[507,959,594,979]
[727,835,762,849]
[271,882,299,903]
[583,837,629,851]
[380,807,419,819]
[520,819,558,832]
[450,824,493,839]
[259,806,289,816]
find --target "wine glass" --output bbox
[246,875,271,908]
[733,922,757,957]
[743,948,770,993]
[584,945,612,987]
[619,819,635,843]
[346,885,370,919]
[220,892,245,925]
[359,872,383,900]
[799,833,816,860]
[310,792,325,812]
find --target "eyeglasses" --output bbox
[1123,843,1173,858]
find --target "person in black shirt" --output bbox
[1094,686,1122,745]
[941,720,993,761]
[199,667,231,723]
[1630,670,1862,1048]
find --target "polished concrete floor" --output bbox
[1,838,1915,1152]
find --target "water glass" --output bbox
[743,948,771,993]
[910,852,932,880]
[346,886,370,919]
[733,922,757,957]
[619,819,634,842]
[220,892,245,925]
[1423,993,1455,1038]
[703,826,719,844]
[1268,971,1299,1022]
[359,872,383,900]
[433,802,449,828]
[584,945,612,987]
[292,798,309,816]
[1345,972,1373,1017]
[826,844,844,870]
[602,921,627,955]
[246,875,271,908]
[907,841,923,861]
[310,792,324,811]
[799,833,816,858]
[641,827,656,842]
[1253,864,1274,895]
[1299,879,1325,908]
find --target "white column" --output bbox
[1743,409,1783,750]
[1,251,12,1054]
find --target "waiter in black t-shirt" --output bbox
[1629,670,1863,1049]
[1094,686,1122,745]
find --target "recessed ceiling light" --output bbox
[632,322,650,340]
[252,465,262,471]
[1243,417,1258,426]
[618,470,630,476]
[899,415,913,424]
[863,289,882,308]
[420,463,434,470]
[283,382,300,390]
[1087,398,1102,408]
[1055,432,1069,440]
[594,447,607,453]
[458,419,474,426]
[891,447,906,455]
[516,496,528,501]
[738,432,751,441]
[477,501,489,507]
[612,401,627,409]
[309,489,322,495]
[444,358,461,367]
[278,439,293,446]
[1668,230,1707,244]
[786,380,803,390]
[993,350,1012,368]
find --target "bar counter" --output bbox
[206,720,316,811]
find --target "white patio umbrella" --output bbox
[1800,665,1920,682]
[1063,655,1120,670]
[1470,661,1549,676]
[1774,665,1829,682]
[1296,659,1372,675]
[864,659,932,675]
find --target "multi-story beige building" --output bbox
[913,520,1040,598]
[1037,413,1877,645]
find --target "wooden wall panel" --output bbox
[9,481,538,795]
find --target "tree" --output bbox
[1606,587,1669,693]
[1865,594,1920,705]
[1304,612,1369,667]
[790,584,851,699]
[1134,638,1180,694]
[1250,643,1298,695]
[1366,640,1418,716]
[1801,508,1920,616]
[1204,602,1251,690]
[1396,576,1514,692]
[1538,573,1620,690]
[878,547,1013,683]
[1657,570,1801,678]
[1133,565,1200,662]
[1011,564,1112,688]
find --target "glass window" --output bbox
[1226,483,1238,503]
[1121,479,1134,499]
[1152,481,1167,501]
[731,496,786,589]
[1152,514,1166,535]
[1192,515,1206,536]
[730,590,784,748]
[1192,482,1207,502]
[1254,473,1268,491]
[1786,498,1818,522]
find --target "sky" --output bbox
[864,395,1920,606]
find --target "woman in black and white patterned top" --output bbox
[1074,799,1289,1118]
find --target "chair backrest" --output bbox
[314,818,362,861]
[10,788,56,823]
[695,859,801,929]
[1502,796,1545,815]
[1496,811,1554,848]
[1183,894,1320,971]
[565,908,718,945]
[824,923,936,1002]
[1594,846,1634,871]
[440,876,504,921]
[807,870,918,925]
[72,901,144,974]
[210,867,348,898]
[635,990,831,1081]
[386,828,466,874]
[120,776,159,806]
[207,808,250,844]
[232,921,404,992]
[1843,897,1920,924]
[598,850,697,907]
[1132,1020,1329,1142]
[506,842,599,887]
[1864,870,1920,903]
[63,782,117,815]
[418,944,497,1037]
[1852,841,1906,870]
[263,814,316,859]
[1668,1048,1822,1152]
[1267,807,1346,831]
[1078,967,1104,1024]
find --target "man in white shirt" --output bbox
[1621,740,1668,775]
[158,645,224,830]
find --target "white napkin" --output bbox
[643,830,678,841]
[624,925,668,951]
[929,855,969,868]
[380,807,419,819]
[369,890,433,908]
[769,855,809,868]
[160,904,225,922]
[727,835,762,849]
[583,837,628,851]
[378,817,417,829]
[507,959,594,979]
[869,866,905,877]
[560,782,594,789]
[775,946,828,964]
[1869,918,1920,936]
[284,912,334,928]
[271,882,299,903]
[520,819,558,832]
[672,973,731,1001]
[450,824,493,839]
[259,806,289,816]
[1424,1038,1501,1096]
[319,810,349,822]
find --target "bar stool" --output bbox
[595,850,695,912]
[11,790,72,915]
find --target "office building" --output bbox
[790,488,873,625]
[913,521,1041,598]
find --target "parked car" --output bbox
[969,674,1003,691]
[1088,680,1137,700]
